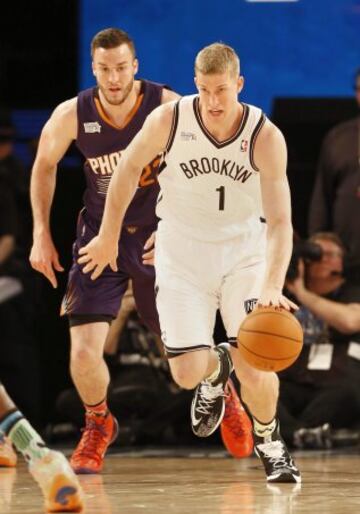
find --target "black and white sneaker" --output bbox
[191,343,233,437]
[254,423,301,483]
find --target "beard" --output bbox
[99,77,135,106]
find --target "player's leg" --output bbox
[154,222,233,437]
[121,223,161,334]
[70,321,110,406]
[68,321,119,474]
[133,264,232,436]
[127,222,224,389]
[62,216,129,474]
[166,340,233,438]
[0,382,83,512]
[221,258,301,483]
[130,257,160,335]
[220,377,254,458]
[0,384,17,467]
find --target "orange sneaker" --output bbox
[29,450,83,512]
[0,435,17,467]
[220,378,253,458]
[70,412,118,474]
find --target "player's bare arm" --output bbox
[254,119,297,310]
[161,88,181,104]
[142,88,181,265]
[78,101,176,280]
[29,98,77,288]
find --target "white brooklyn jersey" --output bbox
[156,95,266,242]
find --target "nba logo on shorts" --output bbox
[240,139,248,152]
[244,298,258,314]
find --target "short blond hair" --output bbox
[195,43,240,78]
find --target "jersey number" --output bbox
[216,186,225,211]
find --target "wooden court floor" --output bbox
[1,449,360,513]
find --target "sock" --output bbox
[206,352,221,383]
[8,418,49,463]
[0,409,23,435]
[253,417,277,438]
[85,398,108,417]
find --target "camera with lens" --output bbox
[286,240,323,281]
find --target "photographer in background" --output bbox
[278,232,360,449]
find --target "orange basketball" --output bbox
[237,306,303,372]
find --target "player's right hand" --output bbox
[78,235,118,280]
[29,233,64,288]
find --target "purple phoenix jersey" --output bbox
[77,80,163,228]
[61,80,165,333]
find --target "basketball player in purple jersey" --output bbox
[29,28,180,474]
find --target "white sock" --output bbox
[253,417,277,438]
[8,419,49,463]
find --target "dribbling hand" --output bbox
[258,287,298,311]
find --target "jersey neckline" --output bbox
[93,81,145,131]
[193,97,249,148]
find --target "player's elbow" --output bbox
[267,218,293,237]
[32,155,57,176]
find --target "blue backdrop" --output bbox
[80,0,360,113]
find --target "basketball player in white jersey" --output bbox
[78,43,301,483]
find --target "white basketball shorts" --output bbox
[154,220,267,355]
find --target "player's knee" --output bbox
[169,358,205,390]
[235,362,266,389]
[236,364,279,393]
[70,346,99,375]
[171,371,199,390]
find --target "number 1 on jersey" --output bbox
[216,186,225,211]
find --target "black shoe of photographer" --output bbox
[293,423,332,450]
[254,422,301,483]
[191,343,233,437]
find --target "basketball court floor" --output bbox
[1,447,359,513]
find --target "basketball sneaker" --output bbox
[0,435,17,467]
[220,379,253,458]
[191,343,233,437]
[254,422,301,483]
[70,412,118,474]
[29,450,83,512]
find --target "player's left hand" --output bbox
[78,235,118,280]
[142,231,156,266]
[258,287,298,311]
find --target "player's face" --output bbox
[92,44,138,106]
[307,240,343,280]
[195,70,243,122]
